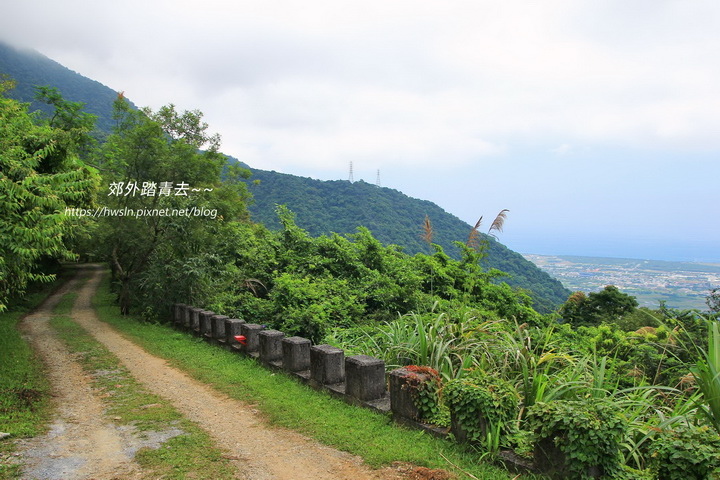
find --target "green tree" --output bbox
[0,78,97,310]
[559,291,589,325]
[589,285,638,320]
[560,286,638,327]
[33,85,98,158]
[95,97,249,315]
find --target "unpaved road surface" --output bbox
[15,266,428,480]
[17,273,143,480]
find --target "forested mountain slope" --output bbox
[242,167,571,312]
[0,40,126,133]
[0,41,570,312]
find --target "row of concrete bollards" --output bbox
[172,303,431,420]
[171,303,542,474]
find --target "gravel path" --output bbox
[16,266,411,479]
[18,273,143,480]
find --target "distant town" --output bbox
[523,254,720,311]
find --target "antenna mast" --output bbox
[348,162,354,183]
[375,169,381,187]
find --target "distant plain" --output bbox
[523,254,720,311]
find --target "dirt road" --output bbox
[16,267,419,479]
[18,273,143,479]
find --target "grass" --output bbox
[49,293,237,480]
[93,273,542,479]
[693,320,720,435]
[0,279,63,479]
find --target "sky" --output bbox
[2,0,719,262]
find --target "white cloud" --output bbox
[4,0,719,161]
[3,0,720,259]
[551,144,573,155]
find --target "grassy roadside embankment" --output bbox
[0,280,61,479]
[93,272,540,480]
[49,288,237,479]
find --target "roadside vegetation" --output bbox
[0,282,58,479]
[240,169,570,313]
[330,306,720,478]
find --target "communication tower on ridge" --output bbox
[348,162,354,183]
[376,169,381,187]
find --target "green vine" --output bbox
[401,365,447,425]
[526,399,626,479]
[648,423,720,480]
[444,372,518,445]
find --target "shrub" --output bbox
[443,371,518,445]
[648,423,720,480]
[269,273,364,342]
[526,399,626,479]
[691,319,720,435]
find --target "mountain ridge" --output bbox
[239,165,571,312]
[0,40,128,133]
[0,41,571,312]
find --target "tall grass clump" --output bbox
[692,319,720,434]
[335,308,488,380]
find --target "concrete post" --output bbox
[310,345,345,385]
[282,336,311,372]
[173,303,185,326]
[239,323,264,355]
[389,368,423,420]
[211,315,229,342]
[259,330,285,364]
[199,310,215,338]
[225,318,246,350]
[189,307,202,333]
[346,355,386,401]
[181,304,191,328]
